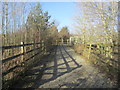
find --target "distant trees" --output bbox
[2,2,27,46]
[1,2,57,46]
[1,2,59,60]
[59,26,70,42]
[49,25,59,41]
[26,3,51,43]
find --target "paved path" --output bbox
[13,45,116,88]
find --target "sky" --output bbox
[0,2,79,34]
[40,2,77,33]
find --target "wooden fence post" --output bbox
[31,40,35,63]
[41,40,44,51]
[110,46,113,58]
[75,38,77,44]
[61,38,63,44]
[69,37,71,45]
[97,44,99,48]
[56,40,58,45]
[97,44,101,54]
[44,41,47,54]
[108,46,112,58]
[106,46,109,57]
[21,42,24,63]
[67,39,69,45]
[88,44,91,59]
[41,40,45,54]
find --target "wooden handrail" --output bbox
[2,46,44,64]
[2,48,45,76]
[1,42,42,50]
[2,40,54,78]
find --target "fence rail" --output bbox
[2,39,119,88]
[2,42,42,50]
[80,43,118,71]
[2,39,69,80]
[73,42,118,72]
[2,46,42,64]
[2,40,54,83]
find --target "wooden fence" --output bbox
[86,44,118,68]
[57,38,119,79]
[2,40,54,88]
[2,38,119,88]
[73,43,119,78]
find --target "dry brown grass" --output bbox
[73,44,86,55]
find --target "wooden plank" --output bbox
[2,47,41,63]
[2,53,23,63]
[2,47,44,76]
[1,42,42,50]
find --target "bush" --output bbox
[73,44,86,55]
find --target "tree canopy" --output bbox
[59,26,70,41]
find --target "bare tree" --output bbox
[74,2,118,45]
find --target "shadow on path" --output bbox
[12,45,82,88]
